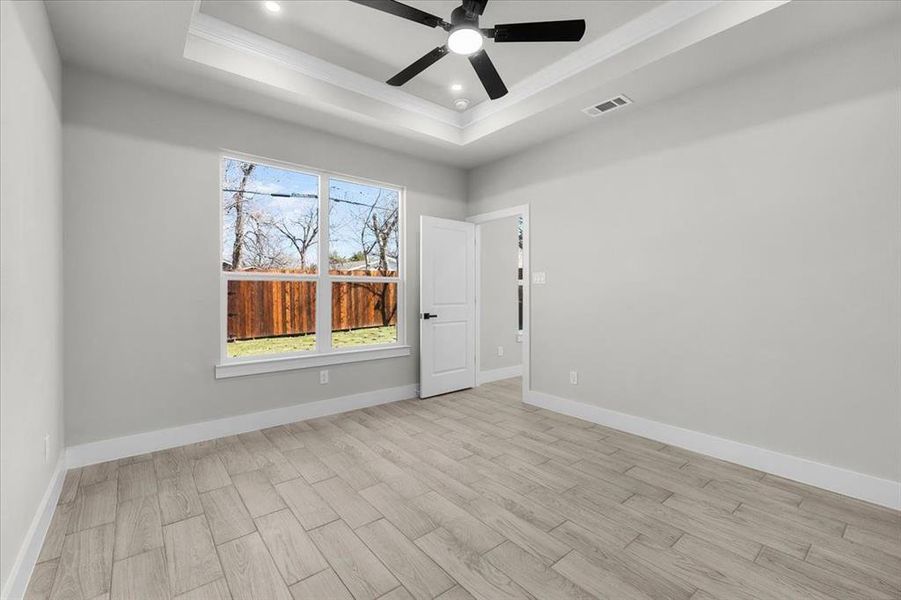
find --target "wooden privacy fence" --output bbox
[227,273,397,340]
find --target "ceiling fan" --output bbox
[349,0,586,100]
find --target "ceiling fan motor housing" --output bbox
[447,5,485,56]
[451,5,480,29]
[461,0,487,19]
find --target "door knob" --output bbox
[421,313,439,320]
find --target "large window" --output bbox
[219,155,405,374]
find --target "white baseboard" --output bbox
[477,365,523,386]
[1,456,66,600]
[525,390,901,510]
[66,384,417,468]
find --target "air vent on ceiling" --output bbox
[582,95,632,118]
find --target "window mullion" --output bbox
[317,175,332,354]
[225,271,319,282]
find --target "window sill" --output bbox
[215,345,411,379]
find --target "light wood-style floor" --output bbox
[25,378,901,600]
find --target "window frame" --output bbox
[216,152,408,379]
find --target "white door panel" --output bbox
[432,322,468,373]
[420,216,475,398]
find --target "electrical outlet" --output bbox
[569,370,579,385]
[497,345,504,357]
[319,370,329,384]
[43,434,51,464]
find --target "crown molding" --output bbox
[461,0,723,126]
[187,9,464,129]
[184,0,788,144]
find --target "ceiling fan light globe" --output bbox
[447,28,483,55]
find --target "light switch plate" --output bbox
[532,272,546,285]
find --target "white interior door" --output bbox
[420,216,475,398]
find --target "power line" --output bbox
[221,189,395,210]
[222,189,316,198]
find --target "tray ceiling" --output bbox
[198,0,663,107]
[45,0,900,167]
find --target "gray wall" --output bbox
[62,68,467,446]
[468,25,901,481]
[479,216,522,373]
[0,0,64,591]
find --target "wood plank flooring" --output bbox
[25,378,901,600]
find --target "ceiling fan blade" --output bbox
[387,46,449,86]
[468,49,507,99]
[348,0,447,29]
[491,19,586,42]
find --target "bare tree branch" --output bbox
[271,204,319,271]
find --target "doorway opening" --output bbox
[469,205,530,400]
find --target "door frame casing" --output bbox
[467,205,531,397]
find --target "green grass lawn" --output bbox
[228,326,397,357]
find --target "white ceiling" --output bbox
[46,0,900,168]
[198,0,663,106]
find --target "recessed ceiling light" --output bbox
[450,83,463,92]
[263,1,281,13]
[453,98,471,111]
